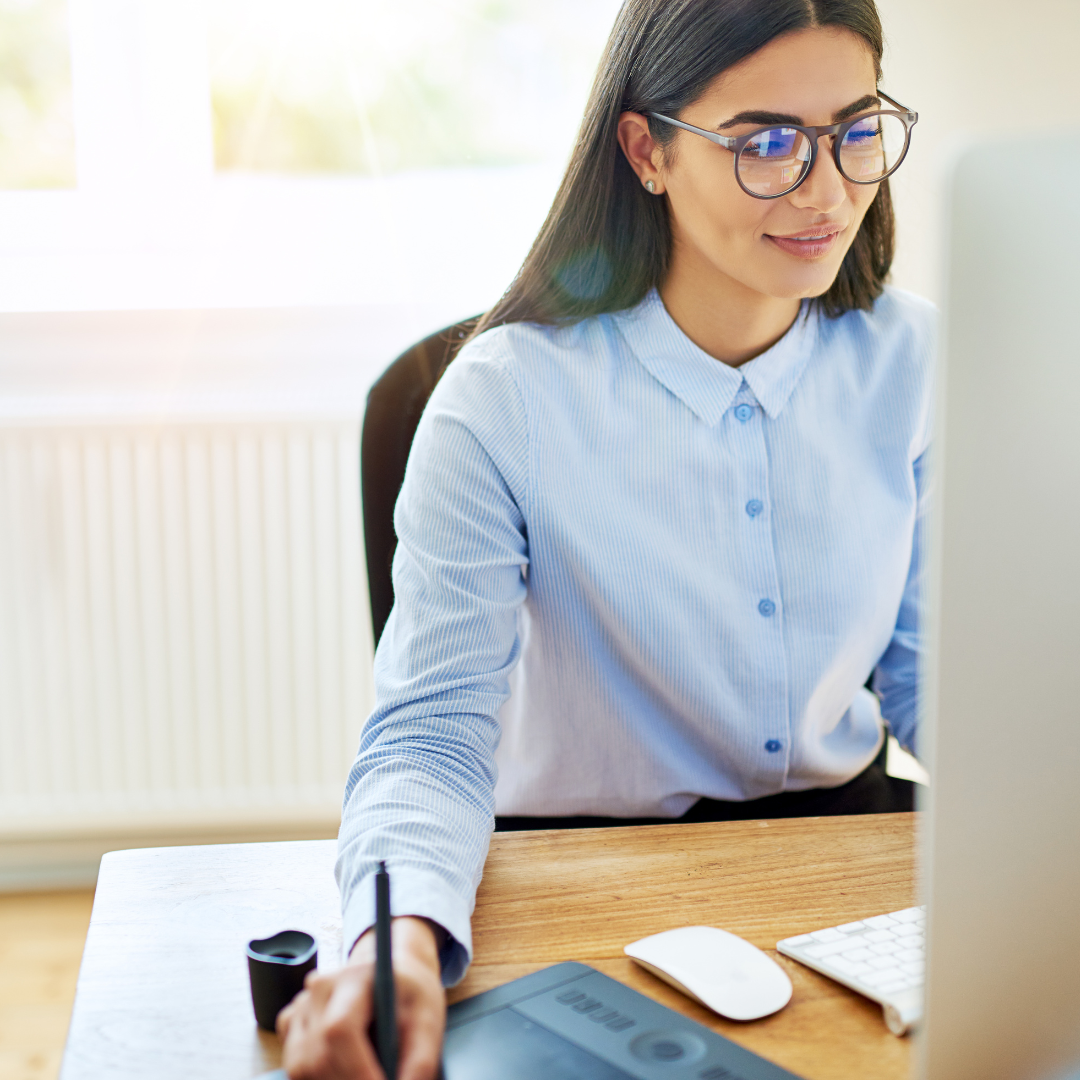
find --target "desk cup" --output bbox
[247,930,318,1031]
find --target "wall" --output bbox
[877,0,1080,304]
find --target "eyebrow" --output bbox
[716,94,881,130]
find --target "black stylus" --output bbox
[373,861,398,1080]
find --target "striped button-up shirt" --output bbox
[338,286,936,982]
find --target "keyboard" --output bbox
[776,906,925,1035]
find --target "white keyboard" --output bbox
[777,906,925,1035]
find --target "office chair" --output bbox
[361,316,481,646]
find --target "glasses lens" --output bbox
[737,127,811,196]
[838,113,908,182]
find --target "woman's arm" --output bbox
[278,344,529,1080]
[873,448,930,755]
[338,342,530,980]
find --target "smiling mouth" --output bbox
[766,228,843,259]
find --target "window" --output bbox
[0,0,622,318]
[0,0,75,189]
[209,0,619,176]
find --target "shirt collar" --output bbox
[613,289,819,425]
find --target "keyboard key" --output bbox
[811,928,845,943]
[864,915,898,930]
[842,947,874,962]
[891,908,923,923]
[782,934,814,947]
[837,931,870,946]
[894,922,921,938]
[900,960,925,975]
[896,948,923,964]
[864,929,895,944]
[837,921,867,933]
[862,968,902,987]
[805,938,857,959]
[868,956,900,970]
[870,942,900,956]
[830,957,872,976]
[878,979,910,994]
[839,931,870,945]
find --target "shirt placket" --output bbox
[729,382,790,786]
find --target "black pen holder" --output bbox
[247,930,318,1031]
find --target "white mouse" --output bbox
[624,926,792,1021]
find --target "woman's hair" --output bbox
[473,0,892,336]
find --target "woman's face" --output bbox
[620,26,884,303]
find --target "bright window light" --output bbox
[0,0,622,316]
[208,0,621,175]
[0,0,75,188]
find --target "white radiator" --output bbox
[0,415,373,844]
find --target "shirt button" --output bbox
[758,598,776,617]
[734,403,754,422]
[745,499,763,518]
[765,739,783,753]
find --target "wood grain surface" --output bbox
[60,841,342,1080]
[60,814,918,1080]
[0,890,95,1080]
[453,813,918,1080]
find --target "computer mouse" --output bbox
[624,926,792,1021]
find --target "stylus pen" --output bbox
[373,861,398,1080]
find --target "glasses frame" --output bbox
[648,91,918,200]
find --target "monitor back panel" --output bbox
[922,134,1080,1080]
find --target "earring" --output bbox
[644,180,656,194]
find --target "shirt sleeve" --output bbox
[873,447,929,755]
[335,341,529,987]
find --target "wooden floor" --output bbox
[0,891,95,1080]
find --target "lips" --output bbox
[765,226,843,260]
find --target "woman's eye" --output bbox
[745,128,798,158]
[845,125,881,145]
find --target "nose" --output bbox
[788,135,847,214]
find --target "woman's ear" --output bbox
[616,112,666,194]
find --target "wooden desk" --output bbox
[60,813,917,1080]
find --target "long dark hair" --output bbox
[474,0,892,336]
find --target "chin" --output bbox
[763,264,844,302]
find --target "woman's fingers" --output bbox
[278,916,446,1080]
[394,955,446,1080]
[280,965,380,1079]
[396,1000,445,1080]
[320,967,385,1077]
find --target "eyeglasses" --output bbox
[648,92,917,200]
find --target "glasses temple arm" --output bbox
[647,112,737,149]
[877,90,918,124]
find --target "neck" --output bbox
[659,241,802,368]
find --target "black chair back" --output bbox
[361,317,480,645]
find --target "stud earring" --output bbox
[644,180,656,194]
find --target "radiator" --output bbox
[0,416,373,842]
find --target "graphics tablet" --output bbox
[443,961,804,1080]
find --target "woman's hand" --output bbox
[277,916,446,1080]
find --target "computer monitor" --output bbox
[919,133,1080,1080]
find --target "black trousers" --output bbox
[494,740,913,832]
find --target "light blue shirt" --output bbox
[337,286,936,982]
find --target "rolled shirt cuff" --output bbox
[340,864,474,987]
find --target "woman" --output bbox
[281,0,932,1076]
